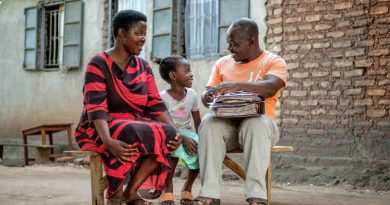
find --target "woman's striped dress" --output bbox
[75,52,176,199]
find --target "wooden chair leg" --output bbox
[0,145,3,161]
[23,134,29,166]
[90,155,105,205]
[266,156,272,204]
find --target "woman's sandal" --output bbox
[180,191,193,205]
[247,198,268,205]
[191,196,221,205]
[159,192,175,205]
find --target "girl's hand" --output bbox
[182,136,198,155]
[167,134,183,154]
[106,139,139,165]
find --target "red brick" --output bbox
[268,17,282,24]
[287,62,299,70]
[313,42,330,48]
[291,90,308,97]
[367,109,386,117]
[319,100,337,106]
[300,44,312,50]
[334,2,353,10]
[298,24,312,31]
[367,89,386,96]
[335,80,351,86]
[333,41,352,48]
[300,100,318,106]
[335,60,353,67]
[291,110,310,116]
[354,59,373,67]
[345,48,365,57]
[378,79,390,86]
[312,71,329,77]
[287,34,305,41]
[307,33,325,39]
[379,99,390,105]
[310,90,327,96]
[354,99,373,106]
[345,27,367,36]
[344,88,362,95]
[344,69,364,77]
[311,108,327,115]
[314,24,333,31]
[370,5,389,15]
[353,80,375,87]
[284,100,299,106]
[306,14,322,22]
[292,72,309,79]
[368,48,389,56]
[303,80,315,87]
[324,13,342,20]
[285,17,302,23]
[303,62,319,68]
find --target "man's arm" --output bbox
[213,74,285,98]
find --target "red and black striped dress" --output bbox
[75,52,176,199]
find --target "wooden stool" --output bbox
[223,145,294,204]
[22,123,73,165]
[0,143,56,165]
[64,151,107,205]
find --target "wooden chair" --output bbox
[223,145,294,204]
[64,151,107,205]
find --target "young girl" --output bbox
[155,56,201,205]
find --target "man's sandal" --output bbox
[247,198,268,205]
[159,192,175,205]
[191,196,221,205]
[180,191,193,205]
[106,197,127,205]
[126,197,152,205]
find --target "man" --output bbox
[192,18,287,205]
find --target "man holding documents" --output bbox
[192,18,288,205]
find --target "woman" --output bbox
[75,10,182,205]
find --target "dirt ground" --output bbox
[0,164,389,205]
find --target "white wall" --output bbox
[0,0,105,143]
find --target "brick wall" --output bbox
[266,0,389,164]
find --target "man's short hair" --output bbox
[231,18,259,39]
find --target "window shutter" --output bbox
[63,0,83,69]
[24,7,38,70]
[218,0,249,54]
[152,0,173,58]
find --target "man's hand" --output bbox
[106,139,139,165]
[201,87,217,107]
[182,136,198,155]
[167,134,183,154]
[213,82,240,96]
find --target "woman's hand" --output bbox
[182,136,198,155]
[167,134,183,154]
[106,139,139,165]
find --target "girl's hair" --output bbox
[154,56,185,82]
[112,10,147,38]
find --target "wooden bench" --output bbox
[65,146,293,205]
[223,145,294,204]
[22,123,73,165]
[64,151,107,205]
[0,143,56,165]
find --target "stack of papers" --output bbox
[210,91,264,118]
